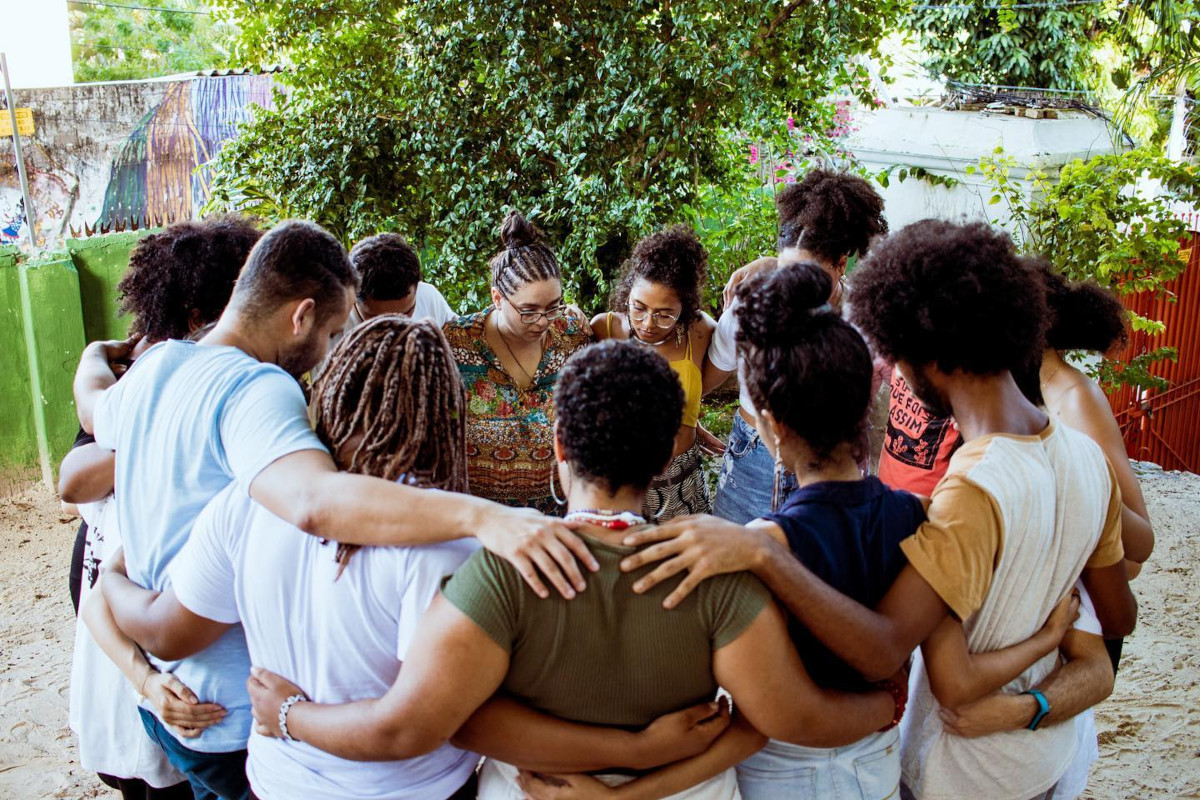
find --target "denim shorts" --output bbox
[713,413,797,524]
[737,728,900,800]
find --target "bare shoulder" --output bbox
[590,311,629,341]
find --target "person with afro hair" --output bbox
[593,224,718,521]
[58,215,262,800]
[116,214,263,342]
[621,219,1137,800]
[705,169,888,525]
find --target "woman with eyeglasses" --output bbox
[443,211,594,514]
[591,225,717,520]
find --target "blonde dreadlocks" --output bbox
[311,315,468,574]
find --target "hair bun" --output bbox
[736,261,833,346]
[499,211,544,251]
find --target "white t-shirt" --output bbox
[348,282,458,328]
[1050,584,1103,800]
[93,340,328,752]
[69,496,186,787]
[170,484,479,800]
[708,299,755,416]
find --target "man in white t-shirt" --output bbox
[347,233,457,327]
[77,221,594,799]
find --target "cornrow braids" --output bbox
[488,210,561,296]
[311,315,469,576]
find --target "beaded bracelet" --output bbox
[874,678,907,731]
[278,694,308,742]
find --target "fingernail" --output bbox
[632,581,644,592]
[564,588,576,599]
[589,559,599,571]
[575,581,586,592]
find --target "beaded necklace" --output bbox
[563,509,648,530]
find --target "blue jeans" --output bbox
[737,728,900,800]
[139,708,250,800]
[713,413,797,524]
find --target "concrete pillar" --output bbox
[17,253,86,486]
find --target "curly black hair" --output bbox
[737,262,873,466]
[117,214,262,341]
[610,225,707,327]
[777,168,888,263]
[555,340,683,493]
[1032,257,1128,354]
[849,219,1047,376]
[350,233,422,301]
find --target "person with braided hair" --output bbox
[705,168,889,524]
[592,224,718,521]
[92,316,483,800]
[443,210,594,514]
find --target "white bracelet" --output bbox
[278,694,307,742]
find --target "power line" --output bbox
[67,0,211,15]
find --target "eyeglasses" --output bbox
[629,302,680,329]
[503,294,565,325]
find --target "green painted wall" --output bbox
[0,233,147,489]
[66,232,145,343]
[0,247,38,485]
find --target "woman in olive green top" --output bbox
[246,341,896,800]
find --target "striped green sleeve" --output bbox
[702,572,772,650]
[441,549,522,652]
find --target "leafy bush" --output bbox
[971,146,1200,392]
[204,0,904,314]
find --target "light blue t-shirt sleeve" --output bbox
[170,487,243,625]
[91,376,125,451]
[709,300,739,372]
[218,368,327,485]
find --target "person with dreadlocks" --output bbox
[592,225,717,521]
[704,168,888,524]
[443,210,594,515]
[61,214,261,800]
[91,316,482,800]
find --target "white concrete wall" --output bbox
[846,107,1125,234]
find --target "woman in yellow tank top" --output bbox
[591,225,716,520]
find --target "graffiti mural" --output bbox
[97,74,277,229]
[0,192,24,244]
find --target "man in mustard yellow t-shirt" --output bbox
[625,220,1137,800]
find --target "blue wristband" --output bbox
[1022,688,1050,730]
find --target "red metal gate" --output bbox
[1108,232,1200,472]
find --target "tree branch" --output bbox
[749,0,809,58]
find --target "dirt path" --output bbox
[1,467,1197,798]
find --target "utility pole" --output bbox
[1,52,38,250]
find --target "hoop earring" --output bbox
[550,463,567,506]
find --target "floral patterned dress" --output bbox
[443,308,594,514]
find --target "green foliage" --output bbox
[70,0,237,83]
[971,146,1200,392]
[700,398,740,442]
[904,1,1102,90]
[205,0,903,313]
[874,164,961,190]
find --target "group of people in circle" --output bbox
[60,166,1150,800]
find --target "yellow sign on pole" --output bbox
[0,108,34,137]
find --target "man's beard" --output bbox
[908,367,952,419]
[278,331,326,380]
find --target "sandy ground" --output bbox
[0,468,1197,799]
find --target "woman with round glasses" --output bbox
[591,225,717,520]
[444,211,594,514]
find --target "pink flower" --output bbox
[749,145,759,165]
[786,116,795,131]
